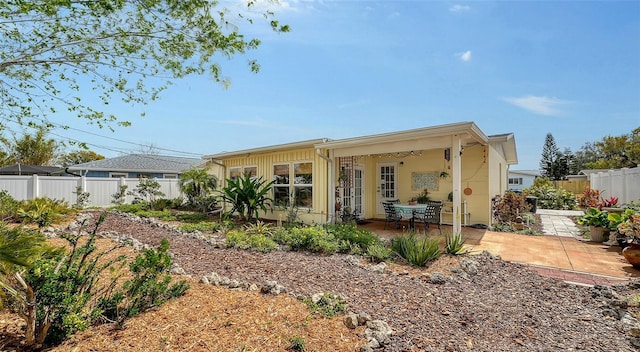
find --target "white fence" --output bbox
[0,175,182,207]
[589,166,640,205]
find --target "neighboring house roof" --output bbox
[66,154,202,174]
[0,163,62,175]
[205,122,518,165]
[508,170,541,177]
[578,169,610,175]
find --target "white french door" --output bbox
[376,162,398,215]
[341,164,364,219]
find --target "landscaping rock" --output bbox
[343,313,359,329]
[370,262,386,273]
[429,272,446,284]
[460,258,479,275]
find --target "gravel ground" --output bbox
[78,211,639,352]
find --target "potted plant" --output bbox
[408,197,418,205]
[608,208,637,247]
[416,189,430,204]
[577,207,609,242]
[617,213,640,268]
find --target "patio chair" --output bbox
[382,201,402,229]
[415,201,442,233]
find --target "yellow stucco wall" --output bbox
[207,142,509,226]
[206,147,330,224]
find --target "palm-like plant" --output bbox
[220,173,274,222]
[179,168,218,210]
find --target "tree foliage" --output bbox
[582,127,640,169]
[1,127,60,166]
[539,133,570,180]
[59,150,105,167]
[0,0,289,130]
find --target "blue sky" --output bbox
[50,0,639,170]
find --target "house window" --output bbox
[273,164,290,206]
[110,172,127,178]
[272,162,312,207]
[244,166,257,178]
[508,177,523,185]
[229,166,257,181]
[229,167,242,181]
[294,162,313,208]
[164,174,178,179]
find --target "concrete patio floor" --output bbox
[359,219,640,286]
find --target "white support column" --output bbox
[328,149,336,224]
[451,135,462,238]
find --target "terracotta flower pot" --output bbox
[622,243,640,268]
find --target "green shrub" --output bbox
[17,197,72,227]
[100,238,189,320]
[392,232,441,266]
[127,179,165,209]
[288,336,306,351]
[0,190,19,222]
[301,293,347,318]
[151,198,174,211]
[179,221,220,233]
[225,229,277,252]
[525,179,577,210]
[4,212,189,347]
[176,212,207,223]
[273,226,339,253]
[308,230,339,254]
[225,230,250,249]
[325,223,379,251]
[111,203,149,213]
[366,243,393,262]
[111,185,128,205]
[273,226,311,250]
[246,234,278,253]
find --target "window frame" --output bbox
[272,161,313,209]
[508,177,523,185]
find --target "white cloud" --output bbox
[450,4,471,12]
[502,95,571,116]
[459,50,472,62]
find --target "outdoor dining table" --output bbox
[392,203,428,231]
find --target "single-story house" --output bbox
[507,169,540,191]
[66,154,202,179]
[204,121,518,231]
[0,163,63,176]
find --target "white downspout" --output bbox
[316,148,333,224]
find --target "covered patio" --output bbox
[318,122,517,235]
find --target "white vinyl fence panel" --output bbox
[0,175,182,207]
[589,166,640,205]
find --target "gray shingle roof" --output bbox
[67,154,202,173]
